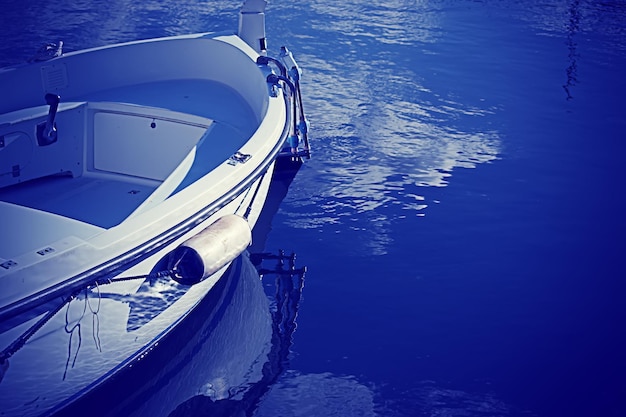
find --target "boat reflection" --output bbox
[168,253,305,417]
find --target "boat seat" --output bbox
[0,200,103,271]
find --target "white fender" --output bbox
[169,214,252,285]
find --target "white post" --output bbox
[238,0,268,54]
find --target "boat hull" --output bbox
[0,163,278,415]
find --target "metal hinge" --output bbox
[228,151,251,165]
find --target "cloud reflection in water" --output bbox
[279,2,501,255]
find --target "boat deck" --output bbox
[0,173,157,228]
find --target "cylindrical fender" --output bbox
[168,214,251,285]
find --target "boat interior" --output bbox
[0,79,258,230]
[0,33,277,269]
[0,79,261,266]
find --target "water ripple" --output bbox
[283,34,500,255]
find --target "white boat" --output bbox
[0,0,309,415]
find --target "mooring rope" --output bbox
[63,292,86,380]
[0,294,68,364]
[0,270,175,365]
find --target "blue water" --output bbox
[2,1,626,416]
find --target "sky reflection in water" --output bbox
[273,1,501,255]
